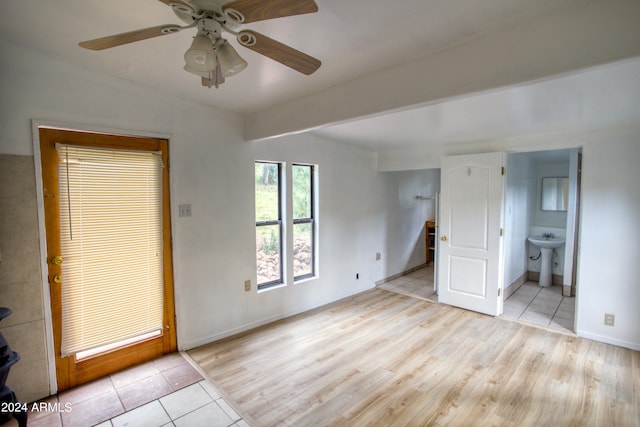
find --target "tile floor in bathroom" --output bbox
[502,281,575,333]
[3,352,248,427]
[378,265,575,334]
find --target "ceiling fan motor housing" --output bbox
[197,17,222,39]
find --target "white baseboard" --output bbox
[576,330,640,351]
[179,285,375,351]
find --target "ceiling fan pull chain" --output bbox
[214,61,225,88]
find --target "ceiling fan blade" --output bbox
[156,0,191,7]
[238,30,320,75]
[156,0,195,14]
[79,24,182,50]
[223,0,318,24]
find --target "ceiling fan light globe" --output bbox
[184,63,211,78]
[184,35,217,72]
[217,40,248,77]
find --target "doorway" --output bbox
[38,127,177,391]
[501,148,580,332]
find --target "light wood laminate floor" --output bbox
[189,289,639,427]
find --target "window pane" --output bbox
[292,165,311,219]
[293,222,313,277]
[256,224,282,285]
[255,162,279,221]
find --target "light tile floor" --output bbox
[502,281,575,333]
[4,352,249,427]
[377,265,438,303]
[378,265,575,333]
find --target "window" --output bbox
[292,164,315,280]
[255,161,317,290]
[255,162,283,289]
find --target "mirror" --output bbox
[541,177,569,211]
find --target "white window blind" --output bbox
[57,145,164,357]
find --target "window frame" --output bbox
[292,163,316,282]
[255,161,284,290]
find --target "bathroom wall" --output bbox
[0,154,49,403]
[504,154,536,289]
[527,160,570,277]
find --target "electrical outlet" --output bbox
[604,313,615,326]
[178,204,192,217]
[244,280,251,292]
[376,252,381,261]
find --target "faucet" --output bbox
[542,232,555,239]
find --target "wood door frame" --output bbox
[35,124,177,392]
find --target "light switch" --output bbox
[178,204,192,217]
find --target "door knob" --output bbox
[441,235,447,241]
[53,274,62,284]
[51,255,63,265]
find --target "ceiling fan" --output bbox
[79,0,321,88]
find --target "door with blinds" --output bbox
[39,128,176,391]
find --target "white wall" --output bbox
[378,169,440,276]
[173,132,389,348]
[577,134,640,349]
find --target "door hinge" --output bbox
[498,288,501,297]
[500,228,503,236]
[501,166,505,176]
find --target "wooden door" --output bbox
[39,127,177,391]
[437,152,505,316]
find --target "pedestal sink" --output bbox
[528,236,565,287]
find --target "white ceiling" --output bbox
[312,57,640,151]
[1,0,639,151]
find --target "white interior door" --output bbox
[437,152,505,316]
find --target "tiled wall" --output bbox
[0,154,50,402]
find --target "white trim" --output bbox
[32,120,171,141]
[576,330,640,352]
[180,285,371,351]
[30,119,177,391]
[31,121,57,395]
[180,313,286,350]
